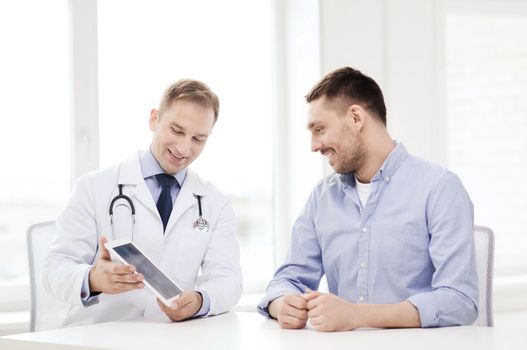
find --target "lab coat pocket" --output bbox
[168,230,212,284]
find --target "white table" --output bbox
[1,311,526,350]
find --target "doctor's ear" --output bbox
[149,109,160,131]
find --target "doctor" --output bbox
[44,79,242,326]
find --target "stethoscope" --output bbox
[109,184,209,239]
[192,194,209,232]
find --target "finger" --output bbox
[108,263,136,275]
[307,306,321,319]
[157,299,171,312]
[308,313,329,332]
[309,314,322,326]
[171,301,196,317]
[285,295,307,310]
[171,298,192,311]
[159,299,194,322]
[279,315,307,329]
[170,291,194,309]
[98,236,111,261]
[303,291,322,302]
[111,272,144,283]
[283,305,308,319]
[111,281,144,293]
[307,297,322,310]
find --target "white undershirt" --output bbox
[355,176,372,208]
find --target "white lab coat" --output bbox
[43,152,242,327]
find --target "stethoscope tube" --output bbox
[109,184,136,223]
[109,184,209,237]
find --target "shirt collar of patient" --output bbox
[339,140,407,188]
[140,147,187,185]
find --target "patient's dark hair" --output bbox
[306,67,387,126]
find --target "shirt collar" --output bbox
[140,147,187,186]
[373,141,408,181]
[339,141,408,187]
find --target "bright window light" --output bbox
[0,0,70,286]
[446,11,527,275]
[98,0,275,291]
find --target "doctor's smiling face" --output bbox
[149,99,215,175]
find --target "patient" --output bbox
[257,67,478,331]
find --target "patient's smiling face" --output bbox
[307,97,366,174]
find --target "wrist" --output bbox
[268,296,283,319]
[196,291,203,309]
[88,265,100,293]
[348,303,367,329]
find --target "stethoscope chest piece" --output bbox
[193,193,209,232]
[194,217,209,232]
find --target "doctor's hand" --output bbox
[268,294,308,329]
[88,236,145,294]
[157,290,203,322]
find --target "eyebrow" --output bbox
[170,122,209,138]
[307,121,320,130]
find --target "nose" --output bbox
[311,136,322,153]
[175,137,191,157]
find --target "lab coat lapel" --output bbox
[117,152,159,217]
[165,169,207,234]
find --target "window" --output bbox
[97,0,274,291]
[0,0,70,292]
[446,4,527,275]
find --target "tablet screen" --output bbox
[113,243,182,299]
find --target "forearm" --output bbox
[407,288,477,327]
[196,275,242,315]
[43,257,91,306]
[354,301,421,329]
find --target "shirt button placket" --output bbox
[357,226,369,303]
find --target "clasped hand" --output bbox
[269,291,359,332]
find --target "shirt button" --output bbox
[384,176,390,182]
[359,296,365,302]
[361,227,368,233]
[360,261,366,268]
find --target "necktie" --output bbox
[156,174,178,231]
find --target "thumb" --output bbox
[171,291,192,310]
[302,289,322,301]
[98,236,111,261]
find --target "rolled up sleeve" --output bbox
[407,172,478,327]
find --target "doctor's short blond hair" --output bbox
[159,79,220,123]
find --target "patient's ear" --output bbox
[346,104,366,130]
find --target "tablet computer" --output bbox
[105,239,182,307]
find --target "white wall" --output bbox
[319,0,446,164]
[316,0,527,314]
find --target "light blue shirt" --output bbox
[139,147,186,205]
[82,148,210,317]
[257,143,478,327]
